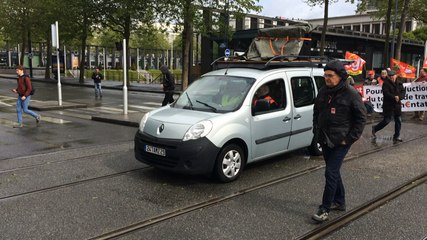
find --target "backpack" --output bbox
[22,75,35,95]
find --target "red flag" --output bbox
[390,58,416,78]
[344,52,366,76]
[423,56,427,68]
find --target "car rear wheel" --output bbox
[214,144,245,183]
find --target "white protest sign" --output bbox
[363,82,427,112]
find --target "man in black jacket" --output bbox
[312,60,367,223]
[372,70,406,143]
[160,65,175,106]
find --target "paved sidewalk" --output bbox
[0,73,172,93]
[1,73,180,127]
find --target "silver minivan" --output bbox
[134,63,326,182]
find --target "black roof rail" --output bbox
[212,55,332,70]
[210,55,245,66]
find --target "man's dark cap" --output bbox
[324,60,348,80]
[387,70,396,76]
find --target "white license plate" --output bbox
[145,145,166,156]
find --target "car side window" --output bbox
[252,79,286,115]
[314,76,326,90]
[291,77,315,108]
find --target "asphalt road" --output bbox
[1,77,426,239]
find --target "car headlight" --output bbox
[183,120,213,141]
[139,112,150,132]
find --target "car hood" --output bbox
[143,107,218,139]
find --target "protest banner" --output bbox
[344,52,366,76]
[363,82,427,112]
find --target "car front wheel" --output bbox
[214,144,245,183]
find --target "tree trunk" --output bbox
[384,0,392,68]
[78,36,87,83]
[395,0,411,61]
[182,0,193,90]
[20,35,26,66]
[79,16,88,84]
[320,0,329,57]
[45,32,52,79]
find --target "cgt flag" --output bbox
[390,58,416,78]
[423,56,427,68]
[344,52,366,75]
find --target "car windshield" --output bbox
[173,75,255,113]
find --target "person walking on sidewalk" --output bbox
[92,67,103,98]
[412,68,427,121]
[160,65,175,106]
[372,70,406,143]
[11,65,41,128]
[312,60,367,223]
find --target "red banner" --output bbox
[344,52,366,76]
[390,58,416,79]
[423,56,427,68]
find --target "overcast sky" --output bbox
[257,0,358,20]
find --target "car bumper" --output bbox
[134,131,220,175]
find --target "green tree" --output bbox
[395,0,411,60]
[306,0,355,57]
[60,0,102,83]
[403,26,427,41]
[158,0,261,90]
[130,29,170,49]
[356,0,424,64]
[409,0,427,24]
[97,0,156,86]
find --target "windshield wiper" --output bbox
[185,92,194,110]
[196,100,217,112]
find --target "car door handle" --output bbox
[294,114,302,120]
[283,116,291,122]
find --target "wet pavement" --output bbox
[1,74,426,239]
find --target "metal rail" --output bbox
[295,172,427,240]
[88,134,427,240]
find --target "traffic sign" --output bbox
[225,49,230,57]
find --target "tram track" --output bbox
[87,134,427,240]
[0,141,134,174]
[1,134,425,239]
[0,166,150,202]
[295,172,427,240]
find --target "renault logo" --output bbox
[158,124,165,134]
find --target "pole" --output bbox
[17,44,21,65]
[137,48,140,81]
[170,35,174,70]
[63,45,67,77]
[28,30,33,77]
[424,41,427,64]
[390,0,398,60]
[103,48,106,80]
[123,39,128,115]
[56,21,62,106]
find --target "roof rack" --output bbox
[212,55,333,70]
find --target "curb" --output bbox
[91,116,139,128]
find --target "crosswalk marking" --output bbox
[0,96,16,106]
[0,116,71,126]
[0,102,12,107]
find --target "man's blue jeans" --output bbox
[16,96,38,124]
[373,115,401,139]
[94,83,102,97]
[321,144,351,211]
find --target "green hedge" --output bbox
[83,69,182,83]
